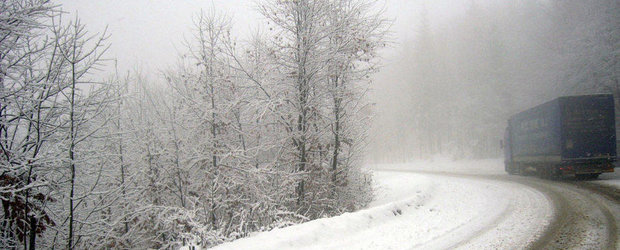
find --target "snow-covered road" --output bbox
[214,159,555,249]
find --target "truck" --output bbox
[503,94,616,179]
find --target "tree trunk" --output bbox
[295,0,309,206]
[68,55,77,250]
[331,75,341,191]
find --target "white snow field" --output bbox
[213,159,553,249]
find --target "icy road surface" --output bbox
[214,159,561,249]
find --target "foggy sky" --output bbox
[57,0,469,77]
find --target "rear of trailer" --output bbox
[504,94,616,178]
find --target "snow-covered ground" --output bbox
[369,157,507,175]
[213,159,553,249]
[594,166,620,188]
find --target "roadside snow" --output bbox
[213,160,552,249]
[369,156,506,175]
[592,170,620,188]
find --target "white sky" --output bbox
[57,0,468,77]
[58,0,261,76]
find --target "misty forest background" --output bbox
[1,0,618,249]
[369,0,619,162]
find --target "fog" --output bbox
[56,0,618,164]
[368,0,618,162]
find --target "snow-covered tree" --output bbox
[323,0,387,209]
[551,0,619,98]
[47,14,119,249]
[3,1,388,248]
[255,0,387,217]
[0,1,62,248]
[1,2,120,248]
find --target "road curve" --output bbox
[521,177,619,250]
[407,170,620,249]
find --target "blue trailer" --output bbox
[503,94,616,179]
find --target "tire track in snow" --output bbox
[575,181,619,249]
[396,171,551,249]
[522,178,619,250]
[321,171,549,249]
[404,170,619,250]
[410,201,514,250]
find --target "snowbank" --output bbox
[212,173,434,250]
[213,160,552,249]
